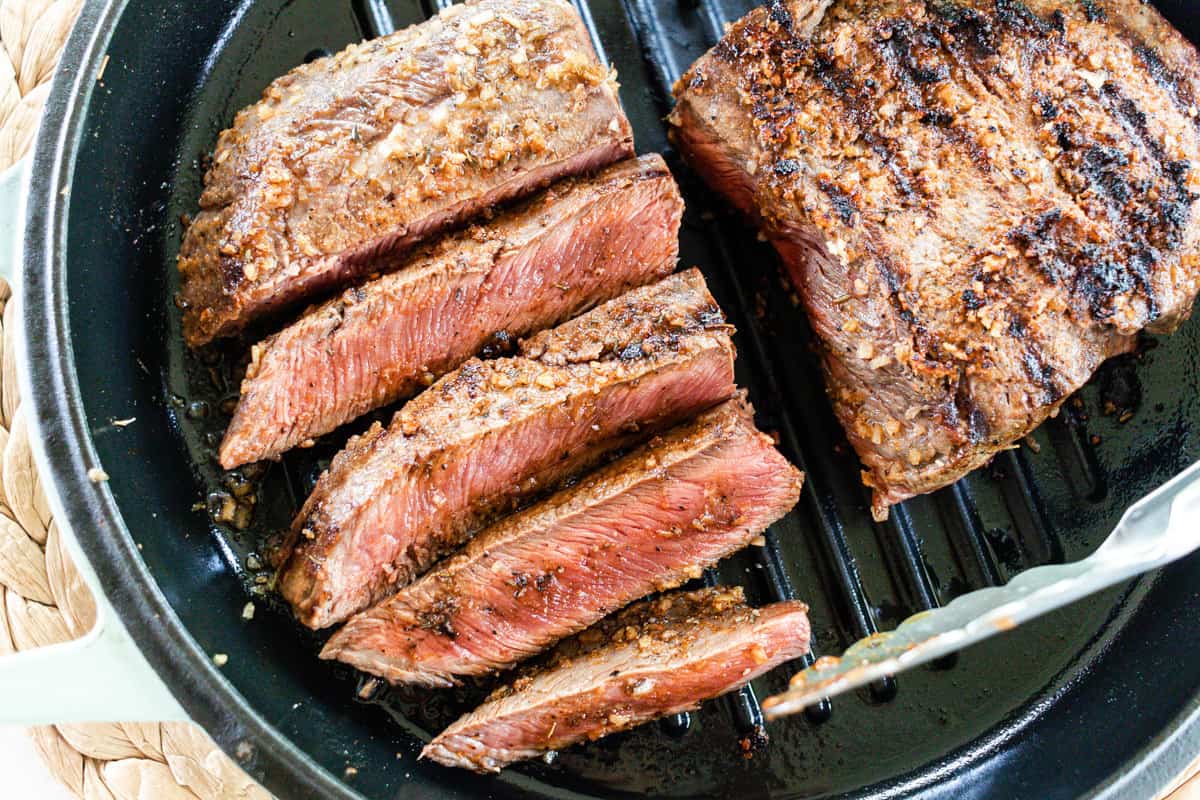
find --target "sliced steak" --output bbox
[218,155,682,468]
[671,0,1200,517]
[277,270,736,628]
[321,398,803,687]
[178,0,634,346]
[422,586,810,773]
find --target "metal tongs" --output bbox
[762,460,1200,719]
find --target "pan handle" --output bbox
[0,157,188,723]
[0,603,189,723]
[0,158,29,284]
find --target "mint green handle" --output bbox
[0,157,187,723]
[0,158,28,284]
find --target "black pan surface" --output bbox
[22,1,1200,798]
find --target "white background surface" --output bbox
[0,725,77,800]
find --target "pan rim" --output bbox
[19,1,1200,799]
[18,0,364,798]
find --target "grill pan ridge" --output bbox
[30,0,1200,798]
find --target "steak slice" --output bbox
[277,270,736,628]
[671,0,1200,518]
[178,0,634,347]
[422,586,811,773]
[218,155,683,468]
[320,398,803,687]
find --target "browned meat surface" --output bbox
[177,0,634,346]
[218,155,683,468]
[321,398,803,687]
[422,586,811,773]
[277,270,737,628]
[671,0,1200,518]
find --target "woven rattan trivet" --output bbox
[0,1,1197,798]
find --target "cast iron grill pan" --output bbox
[57,0,1200,797]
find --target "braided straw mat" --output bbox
[0,1,1197,799]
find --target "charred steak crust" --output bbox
[218,155,684,468]
[277,270,738,629]
[421,586,812,773]
[177,0,634,346]
[320,397,804,688]
[671,0,1200,517]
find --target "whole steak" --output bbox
[671,0,1200,517]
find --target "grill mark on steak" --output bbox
[1008,208,1068,286]
[1101,83,1196,249]
[1006,312,1063,403]
[421,587,811,773]
[276,271,737,628]
[1023,75,1197,324]
[952,371,991,443]
[867,136,925,204]
[1003,209,1138,331]
[867,244,958,389]
[1122,37,1200,131]
[218,155,682,468]
[321,399,803,688]
[743,29,942,363]
[818,179,860,225]
[751,27,934,213]
[993,0,1058,37]
[767,0,797,32]
[928,2,1194,325]
[849,238,973,454]
[1087,85,1193,319]
[671,0,1200,516]
[1072,3,1200,132]
[929,2,1000,59]
[876,19,993,172]
[805,52,930,206]
[1080,0,1106,24]
[734,14,931,217]
[177,0,634,346]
